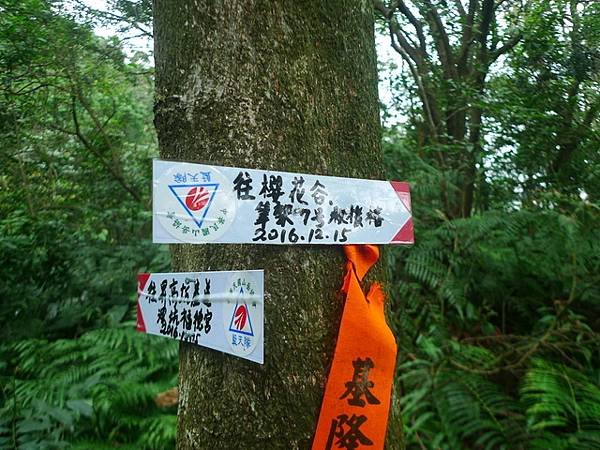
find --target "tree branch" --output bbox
[372,0,396,17]
[454,0,467,20]
[421,0,455,76]
[79,4,152,38]
[490,32,523,62]
[70,96,143,204]
[396,1,429,55]
[457,0,479,71]
[374,0,428,56]
[388,26,439,140]
[389,19,422,64]
[494,0,514,11]
[477,0,495,60]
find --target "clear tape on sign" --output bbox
[137,290,263,306]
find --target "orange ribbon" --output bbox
[312,245,397,450]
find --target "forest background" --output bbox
[0,0,598,449]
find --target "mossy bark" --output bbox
[153,1,403,448]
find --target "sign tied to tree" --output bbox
[312,245,399,450]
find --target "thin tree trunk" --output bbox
[152,1,403,448]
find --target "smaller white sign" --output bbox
[136,270,264,364]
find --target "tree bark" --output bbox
[153,1,402,448]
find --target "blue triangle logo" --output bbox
[228,287,254,336]
[168,183,219,229]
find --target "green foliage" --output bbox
[0,0,163,341]
[0,1,177,448]
[385,134,600,447]
[399,347,526,449]
[380,1,600,447]
[522,359,600,449]
[487,0,600,204]
[0,326,178,449]
[1,0,599,448]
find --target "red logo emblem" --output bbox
[185,187,209,211]
[233,305,248,330]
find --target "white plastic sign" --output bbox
[136,270,264,364]
[153,160,414,245]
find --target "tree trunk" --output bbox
[153,1,402,448]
